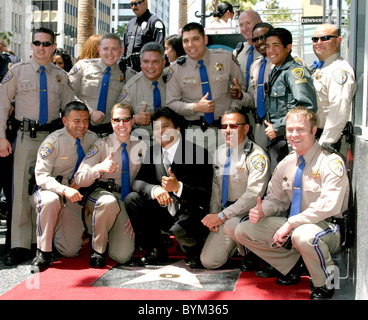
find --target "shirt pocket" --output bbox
[212,73,229,97]
[182,78,200,95]
[81,79,99,96]
[18,80,37,93]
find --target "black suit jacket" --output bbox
[132,138,213,214]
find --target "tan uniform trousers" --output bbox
[11,130,50,249]
[235,216,341,287]
[200,215,243,269]
[31,189,84,257]
[85,188,134,264]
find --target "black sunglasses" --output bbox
[311,35,339,43]
[252,35,266,43]
[130,0,144,7]
[111,117,132,124]
[32,40,53,47]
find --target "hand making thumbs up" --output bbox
[161,167,181,193]
[249,196,264,224]
[97,152,117,174]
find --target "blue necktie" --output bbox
[313,60,324,70]
[257,58,267,119]
[121,143,130,201]
[245,46,254,91]
[152,81,161,111]
[97,66,111,113]
[71,138,85,179]
[222,148,232,208]
[39,66,48,125]
[198,60,214,124]
[289,156,305,217]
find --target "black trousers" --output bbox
[125,192,208,257]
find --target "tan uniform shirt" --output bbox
[233,42,262,87]
[247,56,273,109]
[0,59,75,138]
[262,142,349,228]
[35,127,99,194]
[211,137,270,219]
[117,70,166,136]
[75,133,147,188]
[166,48,252,121]
[68,59,125,124]
[312,53,357,145]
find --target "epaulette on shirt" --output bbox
[176,56,186,65]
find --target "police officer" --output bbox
[235,107,349,300]
[234,10,262,90]
[200,109,270,269]
[69,33,126,136]
[0,27,76,266]
[117,42,167,142]
[166,22,252,154]
[264,28,317,171]
[119,0,165,73]
[30,101,98,271]
[74,103,147,268]
[311,24,357,150]
[246,22,274,150]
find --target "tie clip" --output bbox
[39,89,47,91]
[293,187,301,190]
[201,81,209,85]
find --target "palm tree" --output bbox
[179,0,188,29]
[77,0,95,58]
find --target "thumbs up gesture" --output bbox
[194,92,215,114]
[230,77,243,100]
[264,120,276,140]
[161,167,180,193]
[249,196,264,224]
[134,103,151,126]
[96,152,117,174]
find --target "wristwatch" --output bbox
[218,212,226,222]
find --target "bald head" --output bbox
[313,24,341,61]
[239,10,262,43]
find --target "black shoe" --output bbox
[141,248,168,265]
[276,257,303,286]
[4,248,32,266]
[31,249,51,273]
[241,251,260,272]
[89,249,106,268]
[255,264,281,278]
[310,286,335,300]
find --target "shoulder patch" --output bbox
[232,54,240,66]
[117,89,128,103]
[69,64,80,75]
[294,57,304,66]
[292,67,308,84]
[0,70,13,84]
[155,21,163,29]
[328,158,344,178]
[40,143,54,159]
[85,145,99,159]
[251,154,266,172]
[164,67,174,83]
[333,70,348,85]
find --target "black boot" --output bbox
[90,249,106,268]
[31,249,51,272]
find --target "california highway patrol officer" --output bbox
[69,33,125,135]
[311,24,357,149]
[235,107,349,300]
[30,101,98,271]
[166,22,252,154]
[117,42,167,142]
[74,104,147,268]
[120,0,165,72]
[201,110,270,269]
[0,28,76,266]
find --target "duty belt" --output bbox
[17,119,57,132]
[186,116,221,132]
[96,179,121,193]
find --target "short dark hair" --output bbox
[32,27,55,44]
[253,22,274,33]
[64,101,89,117]
[265,27,292,48]
[182,22,205,37]
[100,33,122,47]
[152,107,185,130]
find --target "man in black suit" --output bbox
[125,107,213,266]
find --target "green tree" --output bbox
[263,0,294,22]
[0,31,13,45]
